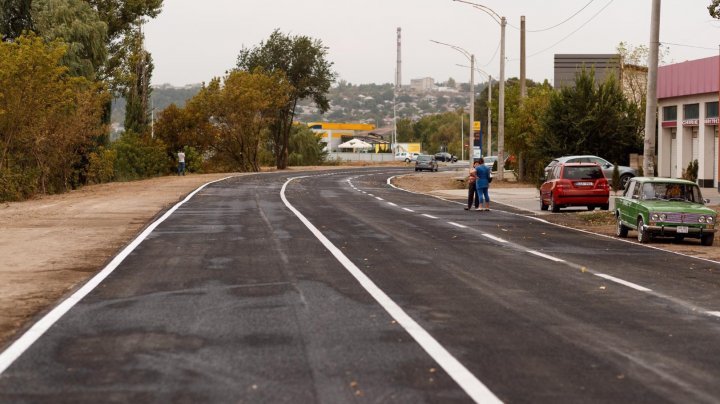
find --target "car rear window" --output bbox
[563,166,603,180]
[417,156,432,161]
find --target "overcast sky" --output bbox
[144,0,720,87]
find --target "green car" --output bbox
[615,177,717,246]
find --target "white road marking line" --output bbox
[595,274,652,292]
[0,176,237,376]
[281,177,501,404]
[376,197,384,201]
[449,222,468,229]
[368,194,374,197]
[482,233,508,243]
[403,208,415,212]
[706,311,720,318]
[387,202,398,207]
[527,250,566,262]
[422,214,439,219]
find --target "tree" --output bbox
[236,29,336,169]
[122,27,153,134]
[709,0,720,18]
[288,125,326,166]
[507,81,553,180]
[540,68,642,166]
[0,0,33,40]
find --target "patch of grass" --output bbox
[577,211,615,225]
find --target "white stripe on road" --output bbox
[449,222,468,229]
[403,208,415,212]
[527,250,566,263]
[595,274,652,292]
[0,176,237,376]
[422,214,439,219]
[387,202,398,207]
[376,197,384,201]
[706,311,720,318]
[282,176,501,404]
[482,233,508,243]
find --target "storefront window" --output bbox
[707,101,719,118]
[663,105,677,121]
[683,103,699,119]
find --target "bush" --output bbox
[112,131,170,181]
[86,147,117,184]
[683,159,698,182]
[611,163,621,193]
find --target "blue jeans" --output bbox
[476,186,490,204]
[178,162,185,176]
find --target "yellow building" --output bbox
[307,122,375,152]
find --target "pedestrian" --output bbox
[475,157,491,211]
[465,161,480,210]
[177,149,186,176]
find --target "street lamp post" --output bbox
[453,0,506,180]
[431,40,475,169]
[457,64,492,156]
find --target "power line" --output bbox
[484,39,501,67]
[525,0,614,59]
[505,0,595,31]
[660,41,718,51]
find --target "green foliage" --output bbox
[492,160,498,171]
[684,159,699,182]
[412,112,463,156]
[237,29,336,169]
[111,131,168,181]
[611,163,621,192]
[288,124,326,166]
[0,0,34,40]
[539,68,642,167]
[182,146,202,174]
[122,27,153,135]
[710,0,720,18]
[86,146,117,183]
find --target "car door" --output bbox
[624,180,643,226]
[617,180,635,225]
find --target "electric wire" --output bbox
[660,42,718,51]
[484,39,501,67]
[505,0,595,31]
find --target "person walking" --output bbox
[465,161,480,210]
[177,150,186,176]
[475,157,491,211]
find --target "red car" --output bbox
[540,162,610,212]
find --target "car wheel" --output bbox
[615,214,628,237]
[540,195,549,211]
[550,193,560,213]
[701,234,714,246]
[620,174,633,189]
[600,203,609,211]
[405,158,410,163]
[637,217,650,243]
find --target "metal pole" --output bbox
[520,16,526,99]
[469,54,475,169]
[498,17,506,181]
[643,0,661,177]
[461,114,464,161]
[488,75,492,156]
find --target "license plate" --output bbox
[575,181,593,186]
[677,226,689,234]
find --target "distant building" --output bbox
[656,55,719,188]
[307,122,375,152]
[554,54,621,89]
[410,77,435,92]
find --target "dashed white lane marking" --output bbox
[0,176,237,376]
[482,233,508,243]
[707,312,720,318]
[449,222,468,229]
[387,202,398,207]
[595,274,652,292]
[403,208,415,212]
[283,176,501,404]
[527,250,566,263]
[422,214,439,219]
[375,197,384,201]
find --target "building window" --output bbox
[663,105,677,121]
[683,103,699,119]
[707,101,719,118]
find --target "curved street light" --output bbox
[453,0,506,181]
[457,64,493,157]
[431,39,475,168]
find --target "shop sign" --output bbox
[682,119,699,126]
[662,121,677,128]
[705,117,719,125]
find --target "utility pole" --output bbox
[643,0,661,177]
[469,54,475,169]
[497,16,506,182]
[487,75,492,156]
[520,16,526,99]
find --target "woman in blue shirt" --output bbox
[474,158,491,211]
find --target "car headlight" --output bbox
[659,213,667,221]
[699,216,706,223]
[651,213,659,221]
[708,216,715,224]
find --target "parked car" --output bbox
[483,156,498,170]
[540,162,610,212]
[434,152,457,163]
[395,151,420,162]
[615,177,716,245]
[415,155,438,172]
[544,155,637,189]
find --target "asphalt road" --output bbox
[2,167,720,403]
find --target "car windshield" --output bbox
[417,156,432,161]
[563,166,603,180]
[641,182,702,202]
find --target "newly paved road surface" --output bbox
[2,167,720,403]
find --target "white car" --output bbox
[483,156,498,169]
[395,152,420,162]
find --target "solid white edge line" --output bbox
[281,176,501,404]
[527,250,566,263]
[0,175,236,376]
[449,222,468,229]
[482,233,508,243]
[595,274,652,292]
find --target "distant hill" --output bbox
[111,83,203,128]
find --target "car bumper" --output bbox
[645,225,717,235]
